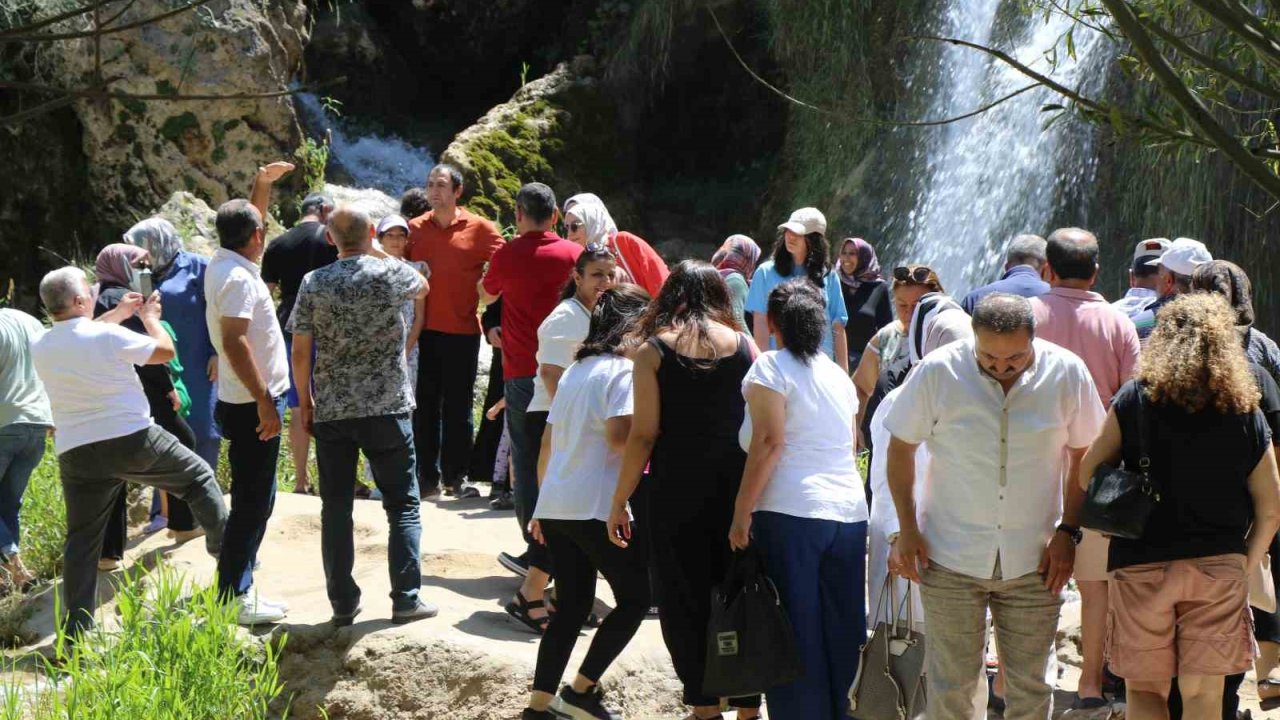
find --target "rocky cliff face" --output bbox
[48,0,310,229]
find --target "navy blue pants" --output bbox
[215,396,286,598]
[752,512,867,720]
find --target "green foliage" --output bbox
[159,112,200,143]
[0,565,289,720]
[293,135,330,198]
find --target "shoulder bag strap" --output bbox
[1135,386,1158,500]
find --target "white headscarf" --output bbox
[908,292,971,366]
[565,203,613,248]
[564,193,618,238]
[123,217,183,276]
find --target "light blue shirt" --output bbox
[0,309,52,428]
[744,263,848,359]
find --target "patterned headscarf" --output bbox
[1191,259,1254,329]
[565,203,613,248]
[93,243,148,300]
[838,237,883,289]
[711,234,761,283]
[123,217,182,276]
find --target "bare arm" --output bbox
[97,292,144,326]
[608,343,660,547]
[887,435,928,582]
[751,312,770,354]
[1077,410,1122,491]
[221,316,281,440]
[407,296,425,355]
[538,364,567,403]
[729,384,787,549]
[852,338,881,442]
[1246,445,1280,572]
[833,322,849,373]
[249,161,295,221]
[291,333,315,436]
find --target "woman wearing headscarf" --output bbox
[124,218,220,471]
[837,238,893,372]
[1191,260,1280,711]
[563,193,669,297]
[711,234,761,332]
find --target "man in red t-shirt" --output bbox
[406,164,504,498]
[480,182,582,624]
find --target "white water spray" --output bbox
[295,93,435,197]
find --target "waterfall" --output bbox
[898,1,1109,294]
[294,93,435,197]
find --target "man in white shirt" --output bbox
[885,293,1106,720]
[30,267,228,639]
[205,198,291,624]
[1111,238,1169,321]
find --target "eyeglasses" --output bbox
[566,222,584,233]
[893,266,935,284]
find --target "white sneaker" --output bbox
[261,596,290,613]
[235,594,286,626]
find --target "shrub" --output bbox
[0,565,289,720]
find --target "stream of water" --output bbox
[294,93,435,197]
[898,1,1110,294]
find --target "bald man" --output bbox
[288,206,435,626]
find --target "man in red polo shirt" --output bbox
[480,183,582,625]
[406,164,505,498]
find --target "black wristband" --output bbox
[1056,523,1083,545]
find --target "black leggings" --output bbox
[533,519,650,694]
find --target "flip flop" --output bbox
[504,591,551,635]
[1259,679,1280,711]
[1073,695,1109,710]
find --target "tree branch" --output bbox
[0,78,343,103]
[1101,0,1280,199]
[100,0,142,30]
[1,0,215,43]
[1137,9,1280,100]
[0,95,77,127]
[1186,0,1280,71]
[0,0,118,39]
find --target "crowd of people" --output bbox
[0,157,1279,720]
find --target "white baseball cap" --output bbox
[376,214,410,236]
[1146,237,1211,276]
[778,207,827,236]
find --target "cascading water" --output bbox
[294,92,435,197]
[897,1,1110,294]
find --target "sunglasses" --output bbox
[584,241,610,254]
[566,222,584,233]
[893,266,935,284]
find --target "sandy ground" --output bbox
[8,490,1274,719]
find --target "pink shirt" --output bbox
[1031,287,1140,407]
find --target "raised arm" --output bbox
[248,161,296,222]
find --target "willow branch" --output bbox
[1045,0,1120,40]
[1186,0,1280,71]
[1,0,215,43]
[1102,0,1280,199]
[1137,10,1280,100]
[0,78,343,102]
[0,0,117,38]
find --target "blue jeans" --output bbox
[0,424,48,557]
[313,413,422,613]
[504,377,550,573]
[752,512,868,720]
[214,396,286,598]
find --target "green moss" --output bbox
[160,112,200,142]
[155,79,178,97]
[121,97,147,116]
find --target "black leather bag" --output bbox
[1081,387,1159,540]
[702,546,803,699]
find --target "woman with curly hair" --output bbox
[1078,293,1280,720]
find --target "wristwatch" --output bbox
[1056,523,1083,545]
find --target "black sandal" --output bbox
[1259,679,1280,710]
[505,591,551,635]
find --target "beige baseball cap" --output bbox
[778,207,827,236]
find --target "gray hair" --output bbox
[39,266,87,315]
[326,205,372,251]
[972,293,1036,336]
[1005,234,1047,270]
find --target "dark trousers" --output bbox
[651,450,760,709]
[414,330,480,489]
[214,396,285,598]
[468,350,505,486]
[505,377,551,573]
[104,407,200,559]
[534,519,650,693]
[313,413,422,613]
[753,512,868,720]
[59,426,227,636]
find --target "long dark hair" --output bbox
[576,284,652,360]
[638,260,740,368]
[773,231,831,287]
[767,280,826,364]
[560,245,617,301]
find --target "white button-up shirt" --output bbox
[883,338,1106,580]
[205,248,290,404]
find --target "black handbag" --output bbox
[1080,386,1159,540]
[702,546,804,699]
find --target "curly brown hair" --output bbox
[1138,293,1259,414]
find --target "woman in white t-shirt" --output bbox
[729,280,868,720]
[521,285,653,720]
[527,244,618,416]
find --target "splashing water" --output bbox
[899,1,1109,295]
[295,93,435,197]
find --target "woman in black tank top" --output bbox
[609,261,762,719]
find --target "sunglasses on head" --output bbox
[584,241,610,255]
[893,266,935,284]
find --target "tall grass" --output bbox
[0,565,288,720]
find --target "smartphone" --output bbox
[138,267,153,297]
